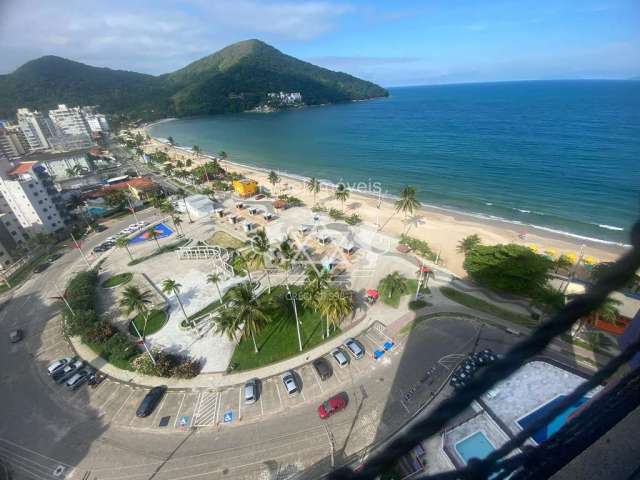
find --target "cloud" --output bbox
[0,0,352,74]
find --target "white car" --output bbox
[281,371,299,396]
[343,338,364,359]
[47,357,72,375]
[330,349,349,368]
[106,236,116,242]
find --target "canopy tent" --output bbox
[248,206,259,215]
[342,243,356,254]
[263,212,274,220]
[321,257,337,271]
[298,224,312,234]
[367,289,379,299]
[317,232,331,244]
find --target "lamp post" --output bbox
[286,285,303,352]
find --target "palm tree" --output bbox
[225,283,271,353]
[301,265,331,311]
[307,177,321,205]
[161,279,189,324]
[395,185,421,233]
[335,183,350,212]
[213,308,241,342]
[317,286,353,337]
[207,273,224,302]
[164,163,175,176]
[268,171,280,194]
[245,229,272,292]
[120,285,152,339]
[378,271,408,301]
[115,236,134,261]
[277,237,297,284]
[193,145,210,182]
[457,234,481,254]
[185,158,192,168]
[176,159,185,169]
[146,226,161,250]
[573,297,622,338]
[172,215,184,235]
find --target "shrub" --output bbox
[278,194,304,207]
[104,332,136,361]
[84,321,115,344]
[399,234,437,261]
[132,352,156,375]
[154,351,180,377]
[409,299,430,311]
[345,213,361,225]
[173,358,202,379]
[66,309,98,337]
[311,204,327,213]
[328,208,344,220]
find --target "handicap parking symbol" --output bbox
[179,415,190,428]
[223,410,234,423]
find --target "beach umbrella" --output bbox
[419,266,430,274]
[367,289,379,299]
[528,244,538,253]
[396,244,410,253]
[544,248,557,258]
[584,256,596,265]
[564,252,578,263]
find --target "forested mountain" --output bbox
[0,40,387,120]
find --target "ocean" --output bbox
[149,81,640,246]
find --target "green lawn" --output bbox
[439,286,538,327]
[380,278,430,308]
[0,252,50,294]
[101,272,133,288]
[84,339,135,371]
[128,309,168,336]
[206,231,246,250]
[229,287,340,371]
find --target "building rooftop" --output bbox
[8,162,37,176]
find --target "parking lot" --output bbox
[35,317,405,431]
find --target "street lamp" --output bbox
[286,285,303,352]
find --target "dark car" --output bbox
[33,263,51,273]
[54,360,84,383]
[317,393,348,419]
[47,253,63,263]
[9,329,23,343]
[136,386,166,417]
[312,358,333,381]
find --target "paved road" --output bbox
[0,210,593,480]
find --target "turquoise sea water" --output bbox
[150,81,640,245]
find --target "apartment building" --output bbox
[0,126,29,162]
[49,104,90,136]
[16,108,53,151]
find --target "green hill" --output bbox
[0,40,387,120]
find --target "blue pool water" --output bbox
[455,431,495,464]
[129,223,174,244]
[517,395,589,444]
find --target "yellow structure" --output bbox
[232,179,258,197]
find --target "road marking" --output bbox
[214,392,222,425]
[274,378,283,406]
[112,390,133,419]
[97,383,122,412]
[259,392,264,416]
[237,388,242,419]
[173,393,187,428]
[310,367,324,393]
[34,340,67,357]
[193,391,219,426]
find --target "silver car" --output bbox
[343,338,364,359]
[244,378,259,404]
[47,357,72,375]
[65,369,92,390]
[330,349,349,368]
[281,371,299,396]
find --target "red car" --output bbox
[317,394,347,419]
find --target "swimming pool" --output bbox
[517,394,589,444]
[129,223,174,244]
[455,431,495,464]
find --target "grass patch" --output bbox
[206,231,245,249]
[0,252,50,294]
[128,309,168,336]
[84,340,135,371]
[127,239,190,266]
[408,299,431,311]
[440,286,538,327]
[101,272,133,288]
[229,287,340,371]
[380,278,429,308]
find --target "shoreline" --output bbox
[141,124,628,276]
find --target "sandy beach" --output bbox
[139,130,628,278]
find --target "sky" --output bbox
[0,0,638,86]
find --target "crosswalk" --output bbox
[193,391,220,426]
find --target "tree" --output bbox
[378,271,409,301]
[161,279,189,324]
[105,190,127,210]
[394,185,420,233]
[214,307,241,342]
[120,285,152,339]
[573,297,622,338]
[115,236,134,261]
[307,177,321,205]
[163,163,175,176]
[245,229,272,292]
[268,170,280,194]
[302,265,331,311]
[185,158,192,168]
[176,159,184,169]
[172,215,184,235]
[146,226,161,250]
[463,244,554,296]
[224,282,271,353]
[335,183,350,212]
[554,254,574,273]
[317,286,352,337]
[277,237,297,284]
[192,145,210,182]
[457,234,482,254]
[207,273,224,302]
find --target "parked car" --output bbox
[343,338,364,359]
[54,360,84,383]
[136,386,166,417]
[9,329,23,343]
[317,393,348,419]
[330,348,349,368]
[33,263,50,273]
[47,357,72,375]
[93,245,107,253]
[65,369,93,390]
[281,371,299,397]
[312,358,332,381]
[47,253,63,263]
[244,378,259,404]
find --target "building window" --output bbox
[38,200,43,204]
[11,231,16,236]
[47,215,52,220]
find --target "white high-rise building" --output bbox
[16,108,52,151]
[0,161,67,234]
[49,104,90,136]
[0,126,28,162]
